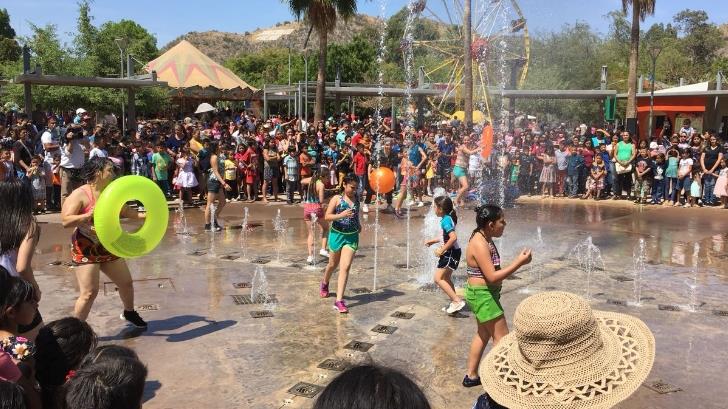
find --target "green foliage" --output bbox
[95,20,158,77]
[0,37,20,62]
[326,34,377,82]
[384,6,439,66]
[0,8,15,39]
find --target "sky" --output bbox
[6,0,728,48]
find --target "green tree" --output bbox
[673,9,723,68]
[0,8,16,38]
[284,0,358,122]
[0,8,20,62]
[326,34,376,83]
[622,0,656,122]
[95,20,158,77]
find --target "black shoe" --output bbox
[204,223,212,231]
[462,375,482,387]
[121,310,147,328]
[213,222,223,231]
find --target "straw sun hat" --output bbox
[480,292,655,409]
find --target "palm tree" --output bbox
[285,0,357,122]
[623,0,656,124]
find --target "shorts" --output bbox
[303,202,324,221]
[263,165,280,182]
[328,229,359,252]
[464,283,504,323]
[71,229,119,264]
[437,248,461,270]
[208,178,221,193]
[453,165,467,179]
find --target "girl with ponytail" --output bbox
[424,196,465,315]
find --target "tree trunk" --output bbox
[463,0,473,127]
[315,29,327,123]
[625,0,640,120]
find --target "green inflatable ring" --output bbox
[94,175,169,258]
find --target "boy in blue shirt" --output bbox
[566,147,584,198]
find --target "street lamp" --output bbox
[648,43,662,140]
[303,48,310,124]
[114,38,128,135]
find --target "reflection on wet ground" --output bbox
[33,200,728,408]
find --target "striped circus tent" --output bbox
[145,40,258,100]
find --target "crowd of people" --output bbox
[0,104,712,408]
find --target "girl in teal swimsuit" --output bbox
[320,174,360,313]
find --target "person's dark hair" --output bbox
[63,357,147,409]
[0,180,37,255]
[306,169,322,200]
[313,365,430,409]
[0,267,35,325]
[343,173,358,186]
[0,380,26,409]
[79,345,139,369]
[35,317,98,408]
[471,204,504,238]
[434,195,457,225]
[80,156,113,183]
[208,141,220,155]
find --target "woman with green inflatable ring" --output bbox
[61,157,148,329]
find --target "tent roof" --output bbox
[655,81,710,95]
[145,40,258,93]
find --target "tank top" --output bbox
[0,249,18,277]
[77,185,97,238]
[466,237,501,279]
[666,156,679,178]
[208,154,225,182]
[616,141,633,162]
[304,180,322,204]
[331,196,360,234]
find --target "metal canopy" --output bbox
[618,90,728,98]
[14,73,167,89]
[492,89,617,99]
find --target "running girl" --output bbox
[462,205,531,387]
[453,133,480,207]
[424,196,465,315]
[302,169,330,264]
[320,174,360,313]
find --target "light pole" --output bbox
[303,48,310,124]
[648,44,662,140]
[114,38,128,135]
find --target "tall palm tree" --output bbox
[286,0,357,122]
[623,0,656,124]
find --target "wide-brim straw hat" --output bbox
[480,291,655,409]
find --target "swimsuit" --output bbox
[464,237,504,323]
[327,196,360,252]
[303,182,324,221]
[70,186,119,264]
[437,214,461,270]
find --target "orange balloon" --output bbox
[481,125,494,159]
[369,167,396,194]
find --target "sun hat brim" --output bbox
[480,310,655,409]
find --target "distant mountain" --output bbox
[162,15,381,64]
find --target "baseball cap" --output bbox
[76,108,87,115]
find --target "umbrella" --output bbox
[194,103,215,114]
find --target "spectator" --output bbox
[62,356,147,409]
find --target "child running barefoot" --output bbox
[302,170,330,264]
[425,196,466,315]
[462,205,532,387]
[320,174,361,313]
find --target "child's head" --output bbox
[681,149,690,158]
[63,357,148,409]
[473,204,506,238]
[656,153,665,163]
[638,148,647,157]
[312,365,430,409]
[0,148,9,161]
[0,380,25,409]
[30,155,42,168]
[35,317,98,407]
[79,345,139,370]
[434,195,457,224]
[721,157,728,168]
[155,143,165,153]
[595,154,603,164]
[0,267,37,330]
[342,173,358,195]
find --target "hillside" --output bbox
[720,24,728,57]
[163,15,381,64]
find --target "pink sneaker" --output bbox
[319,282,329,298]
[333,300,348,313]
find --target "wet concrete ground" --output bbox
[33,197,728,408]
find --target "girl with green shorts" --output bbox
[461,205,532,388]
[320,174,360,313]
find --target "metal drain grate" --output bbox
[219,254,239,260]
[287,382,323,398]
[418,284,439,293]
[712,310,728,317]
[610,275,634,282]
[250,257,271,264]
[371,325,398,334]
[187,250,207,256]
[394,263,409,268]
[607,299,627,306]
[643,379,682,394]
[231,294,278,305]
[317,359,348,371]
[344,340,373,352]
[249,310,274,318]
[135,304,159,311]
[351,287,372,294]
[391,311,415,319]
[658,304,681,312]
[233,282,251,289]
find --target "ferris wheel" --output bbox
[411,0,531,123]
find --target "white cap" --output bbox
[76,108,87,115]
